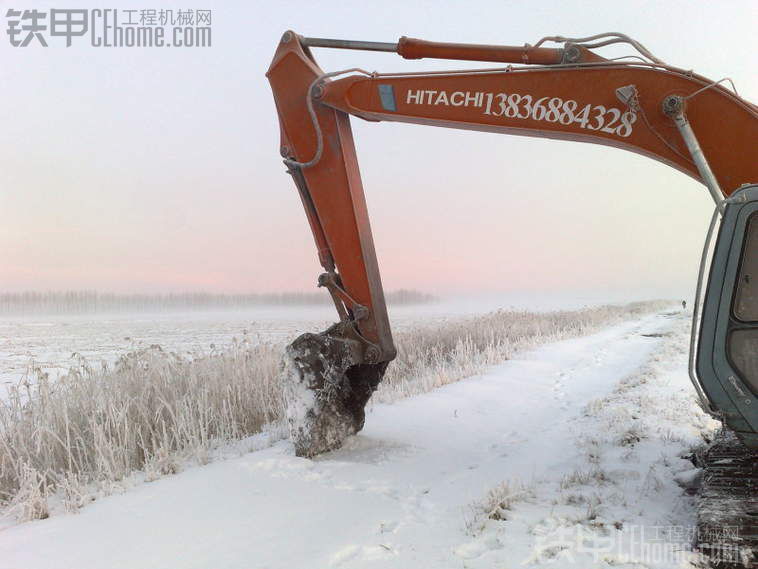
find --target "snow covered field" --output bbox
[0,308,716,569]
[0,292,661,389]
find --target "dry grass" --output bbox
[377,301,672,401]
[0,300,670,521]
[559,468,612,490]
[465,478,536,534]
[0,341,282,520]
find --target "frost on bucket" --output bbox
[281,328,386,458]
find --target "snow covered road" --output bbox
[0,310,713,569]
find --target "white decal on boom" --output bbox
[406,90,484,107]
[404,89,637,138]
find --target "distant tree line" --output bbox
[0,289,437,315]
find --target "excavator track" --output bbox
[697,430,758,568]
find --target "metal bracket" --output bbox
[615,84,639,110]
[318,271,369,322]
[321,320,381,365]
[560,43,582,64]
[316,272,381,363]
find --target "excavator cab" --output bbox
[695,184,758,448]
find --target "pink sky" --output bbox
[2,0,755,297]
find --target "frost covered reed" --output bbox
[0,342,283,520]
[0,300,670,520]
[377,301,672,401]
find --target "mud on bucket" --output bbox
[281,327,387,458]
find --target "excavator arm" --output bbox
[267,31,758,457]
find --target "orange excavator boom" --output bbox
[267,31,758,457]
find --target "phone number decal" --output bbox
[404,89,638,138]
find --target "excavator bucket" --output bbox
[281,323,388,457]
